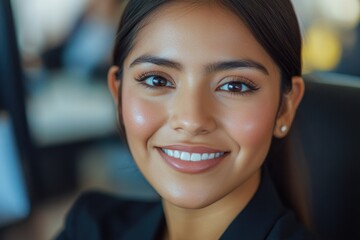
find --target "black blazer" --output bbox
[56,170,313,240]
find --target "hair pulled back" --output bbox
[113,0,302,91]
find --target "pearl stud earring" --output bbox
[280,125,288,133]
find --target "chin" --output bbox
[161,188,223,210]
[169,198,214,210]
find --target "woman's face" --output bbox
[114,3,284,209]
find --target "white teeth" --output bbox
[168,149,174,157]
[162,149,225,161]
[201,153,209,160]
[190,153,201,162]
[180,152,191,161]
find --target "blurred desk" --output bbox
[25,71,117,147]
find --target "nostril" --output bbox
[199,129,210,134]
[169,99,217,135]
[171,120,213,136]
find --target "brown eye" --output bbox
[151,76,168,86]
[219,81,250,92]
[140,75,174,88]
[217,78,260,96]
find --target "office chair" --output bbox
[296,73,360,240]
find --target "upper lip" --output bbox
[158,145,229,154]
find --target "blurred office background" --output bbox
[0,0,359,239]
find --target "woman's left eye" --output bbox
[135,74,174,88]
[218,81,256,94]
[144,76,173,87]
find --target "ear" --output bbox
[108,66,121,106]
[273,76,305,138]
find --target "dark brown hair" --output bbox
[111,0,311,228]
[113,0,301,89]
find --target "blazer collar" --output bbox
[220,168,286,239]
[121,201,164,240]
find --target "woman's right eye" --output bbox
[137,75,174,88]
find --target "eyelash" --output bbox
[134,72,174,89]
[134,72,260,95]
[216,77,260,96]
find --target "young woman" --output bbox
[57,0,314,239]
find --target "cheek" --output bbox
[121,90,164,148]
[224,100,278,149]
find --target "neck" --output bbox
[162,171,260,240]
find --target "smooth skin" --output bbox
[108,2,304,240]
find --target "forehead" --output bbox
[125,2,279,77]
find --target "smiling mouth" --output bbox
[158,146,229,174]
[161,148,225,162]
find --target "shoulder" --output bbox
[56,191,160,240]
[221,167,315,240]
[266,210,315,240]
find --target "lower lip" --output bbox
[157,149,226,174]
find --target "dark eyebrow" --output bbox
[130,55,183,70]
[206,60,269,75]
[130,55,269,75]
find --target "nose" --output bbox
[169,87,217,136]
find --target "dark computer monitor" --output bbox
[0,113,30,226]
[0,0,31,228]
